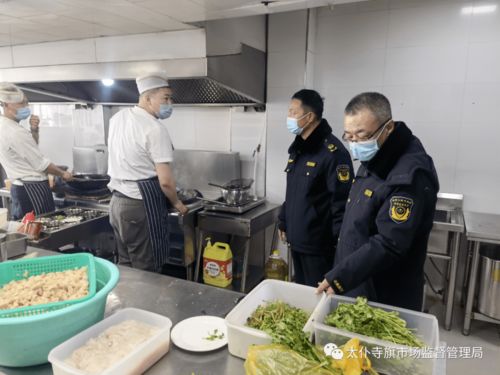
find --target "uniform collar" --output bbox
[288,118,332,154]
[133,106,157,120]
[0,115,21,127]
[362,121,413,179]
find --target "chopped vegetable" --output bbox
[246,300,319,362]
[324,297,424,348]
[203,329,225,341]
[246,301,377,375]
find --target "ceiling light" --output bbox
[101,79,115,87]
[461,5,497,15]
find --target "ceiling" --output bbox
[0,0,361,47]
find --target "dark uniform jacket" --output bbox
[278,119,353,255]
[325,122,439,311]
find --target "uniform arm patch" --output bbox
[336,164,351,183]
[389,196,414,224]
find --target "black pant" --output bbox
[10,184,34,220]
[291,250,335,287]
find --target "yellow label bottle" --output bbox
[203,239,233,288]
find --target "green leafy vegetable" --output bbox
[203,328,225,341]
[246,301,331,367]
[324,297,424,348]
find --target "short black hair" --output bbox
[345,92,392,123]
[292,89,324,119]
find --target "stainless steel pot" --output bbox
[208,182,252,205]
[222,186,251,205]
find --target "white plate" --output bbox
[171,316,228,352]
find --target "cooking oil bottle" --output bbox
[203,238,233,288]
[265,250,288,281]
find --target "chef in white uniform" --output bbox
[0,83,72,219]
[108,73,188,272]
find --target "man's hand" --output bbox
[278,229,287,243]
[316,278,335,295]
[175,201,189,216]
[61,171,73,182]
[29,115,40,131]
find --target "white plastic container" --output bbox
[225,279,326,359]
[48,308,172,375]
[314,295,439,375]
[0,208,7,229]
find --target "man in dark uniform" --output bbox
[317,92,439,311]
[278,89,353,287]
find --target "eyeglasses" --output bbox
[342,118,392,142]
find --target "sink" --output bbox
[433,209,464,233]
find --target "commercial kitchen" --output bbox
[0,0,499,374]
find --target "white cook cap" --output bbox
[136,73,169,95]
[0,82,24,104]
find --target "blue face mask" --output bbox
[15,107,31,121]
[286,113,309,135]
[347,119,391,162]
[157,104,173,120]
[349,139,380,162]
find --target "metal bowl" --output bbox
[67,208,84,216]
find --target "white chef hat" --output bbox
[136,73,170,95]
[0,82,24,104]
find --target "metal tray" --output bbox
[0,232,28,261]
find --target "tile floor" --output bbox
[425,296,500,374]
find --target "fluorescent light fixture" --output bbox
[461,5,497,15]
[101,78,115,87]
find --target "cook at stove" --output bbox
[107,73,188,273]
[0,82,73,220]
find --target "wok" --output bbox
[66,174,110,191]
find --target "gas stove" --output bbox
[200,196,266,214]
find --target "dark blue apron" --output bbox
[136,177,170,272]
[10,180,55,219]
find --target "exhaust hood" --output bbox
[1,32,266,106]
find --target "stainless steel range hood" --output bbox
[1,34,266,106]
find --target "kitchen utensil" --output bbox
[177,189,203,205]
[208,182,251,205]
[225,178,254,189]
[208,182,226,189]
[0,232,27,261]
[0,257,119,367]
[49,308,172,375]
[0,253,97,319]
[66,174,110,191]
[197,197,231,206]
[171,316,228,352]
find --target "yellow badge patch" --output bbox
[336,165,350,183]
[333,279,344,293]
[327,144,337,153]
[494,269,500,282]
[306,161,316,167]
[364,189,373,197]
[288,159,294,163]
[389,196,414,224]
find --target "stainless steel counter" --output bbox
[194,202,280,293]
[0,248,246,375]
[462,211,500,335]
[463,211,500,243]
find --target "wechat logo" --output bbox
[324,343,343,360]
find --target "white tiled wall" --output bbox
[166,107,231,151]
[304,0,500,213]
[106,105,267,193]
